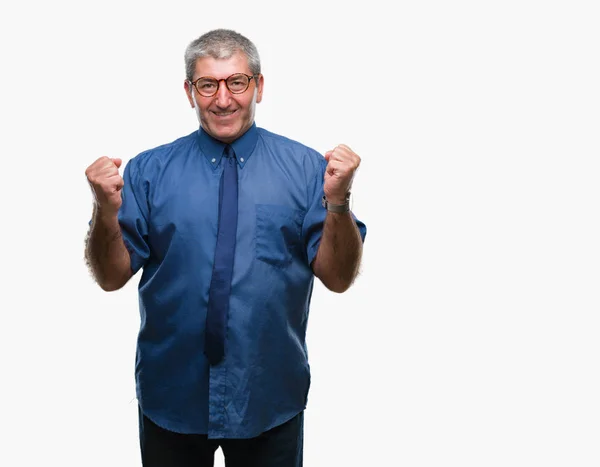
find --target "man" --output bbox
[85,28,367,466]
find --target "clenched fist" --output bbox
[85,157,124,215]
[323,144,361,205]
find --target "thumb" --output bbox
[111,158,123,168]
[324,151,333,162]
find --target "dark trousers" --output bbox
[139,407,304,467]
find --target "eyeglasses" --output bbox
[189,73,258,97]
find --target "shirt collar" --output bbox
[197,123,258,170]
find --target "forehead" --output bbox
[193,51,251,79]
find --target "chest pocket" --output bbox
[255,204,304,268]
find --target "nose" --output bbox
[214,79,232,107]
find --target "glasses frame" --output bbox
[189,73,259,97]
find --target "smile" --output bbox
[213,110,237,117]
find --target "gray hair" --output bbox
[184,29,261,81]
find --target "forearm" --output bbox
[85,205,132,291]
[312,211,363,293]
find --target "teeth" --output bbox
[215,111,234,116]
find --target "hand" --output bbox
[85,157,124,216]
[323,144,361,204]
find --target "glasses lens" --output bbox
[226,74,250,94]
[196,78,219,96]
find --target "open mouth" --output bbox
[213,110,237,118]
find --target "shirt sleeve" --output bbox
[118,157,151,274]
[302,155,367,266]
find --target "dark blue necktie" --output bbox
[205,145,238,365]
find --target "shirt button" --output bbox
[240,158,244,162]
[211,158,216,163]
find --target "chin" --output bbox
[220,123,250,141]
[215,127,239,143]
[200,123,231,142]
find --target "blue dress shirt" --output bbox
[118,123,367,438]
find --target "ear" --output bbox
[255,74,264,104]
[184,80,195,108]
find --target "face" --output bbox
[184,52,263,144]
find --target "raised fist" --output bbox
[85,157,124,215]
[324,144,361,205]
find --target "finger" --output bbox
[115,176,125,191]
[324,151,333,162]
[326,162,335,176]
[329,146,352,161]
[111,158,123,168]
[86,157,107,177]
[331,147,361,169]
[88,165,119,184]
[326,159,345,176]
[97,176,123,193]
[328,150,356,169]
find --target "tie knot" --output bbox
[224,145,235,159]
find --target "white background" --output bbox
[1,0,599,466]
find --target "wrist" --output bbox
[325,197,347,205]
[322,192,351,213]
[95,203,120,222]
